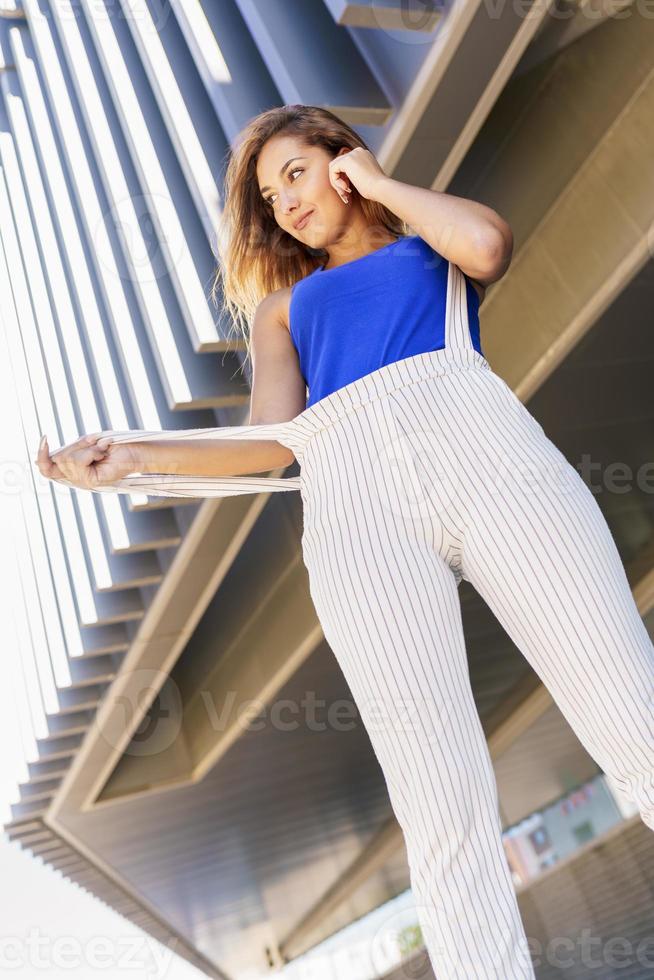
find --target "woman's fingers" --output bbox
[49,432,103,461]
[34,433,143,491]
[57,445,108,487]
[35,433,108,489]
[35,435,65,482]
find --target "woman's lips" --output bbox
[295,210,313,230]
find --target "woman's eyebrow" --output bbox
[260,156,308,195]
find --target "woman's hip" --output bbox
[296,359,577,539]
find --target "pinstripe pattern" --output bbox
[75,422,304,497]
[52,263,477,498]
[55,260,654,976]
[296,351,654,977]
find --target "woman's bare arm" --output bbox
[137,290,306,476]
[247,288,307,425]
[37,291,307,488]
[136,436,292,477]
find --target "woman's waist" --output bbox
[282,346,492,462]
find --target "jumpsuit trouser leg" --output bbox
[291,350,654,980]
[422,365,654,827]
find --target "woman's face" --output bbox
[256,134,351,248]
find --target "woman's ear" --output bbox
[334,146,352,193]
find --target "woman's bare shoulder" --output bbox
[262,285,293,334]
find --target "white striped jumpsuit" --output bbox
[54,261,654,979]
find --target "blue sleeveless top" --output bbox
[289,234,483,407]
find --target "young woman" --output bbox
[36,105,654,979]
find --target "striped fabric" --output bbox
[49,261,477,499]
[63,421,305,498]
[48,259,654,977]
[293,340,654,978]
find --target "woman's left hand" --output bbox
[35,432,142,490]
[329,147,389,204]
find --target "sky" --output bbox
[0,833,208,980]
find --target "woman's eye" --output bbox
[265,168,303,207]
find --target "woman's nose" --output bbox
[280,192,298,214]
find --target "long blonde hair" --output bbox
[211,104,408,368]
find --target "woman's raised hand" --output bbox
[35,433,144,490]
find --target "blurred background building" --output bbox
[1,0,653,977]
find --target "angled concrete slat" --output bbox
[23,840,65,858]
[18,777,63,803]
[92,549,163,592]
[0,132,133,679]
[55,684,107,713]
[32,734,83,763]
[4,819,43,841]
[17,3,229,423]
[168,0,280,143]
[10,798,47,821]
[1,77,175,583]
[67,0,231,355]
[324,0,442,32]
[100,505,181,554]
[40,712,94,742]
[67,658,117,690]
[14,829,53,847]
[235,0,391,126]
[116,0,223,247]
[81,587,144,626]
[0,0,25,18]
[48,856,87,872]
[383,0,550,191]
[28,758,76,782]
